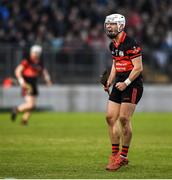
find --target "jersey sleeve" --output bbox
[20,59,29,68]
[126,39,142,59]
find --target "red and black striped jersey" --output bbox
[109,31,142,73]
[21,58,44,78]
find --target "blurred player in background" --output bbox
[11,45,52,125]
[104,14,143,171]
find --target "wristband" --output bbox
[18,78,24,85]
[124,78,131,86]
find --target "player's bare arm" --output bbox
[42,68,52,86]
[115,56,143,91]
[108,60,116,86]
[104,60,116,92]
[128,56,143,81]
[15,64,26,87]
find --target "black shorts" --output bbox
[109,71,143,104]
[22,76,38,96]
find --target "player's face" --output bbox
[30,52,40,63]
[105,23,119,38]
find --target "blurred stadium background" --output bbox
[1,0,172,179]
[0,0,172,111]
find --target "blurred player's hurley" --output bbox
[11,45,52,125]
[103,14,143,171]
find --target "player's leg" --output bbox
[119,102,136,154]
[11,95,36,122]
[117,85,143,156]
[11,79,38,123]
[118,85,143,158]
[106,84,123,153]
[109,102,135,170]
[20,95,36,125]
[11,82,33,121]
[21,111,31,125]
[106,100,121,148]
[18,95,36,112]
[105,100,121,170]
[107,84,143,171]
[112,85,143,171]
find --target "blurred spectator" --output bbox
[0,0,171,49]
[0,0,172,82]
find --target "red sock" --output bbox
[112,144,119,155]
[120,145,129,157]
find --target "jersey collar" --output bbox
[112,31,126,48]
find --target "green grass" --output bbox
[0,112,172,179]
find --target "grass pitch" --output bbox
[0,112,172,179]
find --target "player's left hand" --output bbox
[47,81,53,86]
[115,82,127,91]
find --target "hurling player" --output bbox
[104,14,143,171]
[11,45,52,125]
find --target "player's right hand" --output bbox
[18,77,26,87]
[104,81,111,94]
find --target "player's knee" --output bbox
[30,105,35,111]
[119,116,132,135]
[106,114,114,126]
[119,116,129,127]
[27,103,35,111]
